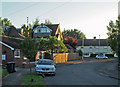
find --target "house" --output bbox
[32,24,63,40]
[76,38,114,57]
[33,24,64,60]
[2,26,21,38]
[1,36,24,67]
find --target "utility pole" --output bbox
[27,17,28,26]
[99,35,100,55]
[82,38,84,60]
[27,17,29,37]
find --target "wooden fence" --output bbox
[53,53,81,64]
[53,53,68,64]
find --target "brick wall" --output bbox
[13,51,24,67]
[2,45,24,67]
[2,45,14,65]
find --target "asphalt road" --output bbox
[43,59,118,85]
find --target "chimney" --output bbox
[93,36,96,39]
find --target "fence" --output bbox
[53,53,68,64]
[53,53,81,64]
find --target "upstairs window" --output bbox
[41,28,51,33]
[34,29,37,33]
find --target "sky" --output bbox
[1,0,119,39]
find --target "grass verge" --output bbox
[21,73,45,86]
[1,68,8,78]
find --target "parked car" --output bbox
[35,59,56,75]
[96,55,108,59]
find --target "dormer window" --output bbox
[34,29,37,33]
[34,24,52,34]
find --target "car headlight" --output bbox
[36,67,42,70]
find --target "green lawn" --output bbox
[21,73,45,86]
[0,68,8,78]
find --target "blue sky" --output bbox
[1,0,118,39]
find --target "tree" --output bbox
[20,37,39,82]
[107,15,120,64]
[0,26,3,35]
[38,36,68,55]
[76,49,83,56]
[21,24,33,38]
[62,29,86,40]
[33,18,40,25]
[64,36,78,49]
[44,20,52,25]
[0,18,12,26]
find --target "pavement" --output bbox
[2,57,119,86]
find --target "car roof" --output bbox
[38,59,53,62]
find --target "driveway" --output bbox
[43,58,118,85]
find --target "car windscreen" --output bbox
[37,60,53,65]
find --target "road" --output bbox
[43,59,118,85]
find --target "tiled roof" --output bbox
[45,24,59,36]
[1,36,23,49]
[77,39,109,46]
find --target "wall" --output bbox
[2,45,24,67]
[2,45,14,65]
[14,51,24,67]
[68,53,81,61]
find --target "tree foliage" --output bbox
[76,49,83,56]
[62,29,86,40]
[38,36,68,54]
[44,20,52,25]
[21,24,33,38]
[0,17,12,26]
[20,37,39,61]
[107,15,120,63]
[33,18,40,25]
[64,36,78,49]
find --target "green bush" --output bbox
[76,49,83,56]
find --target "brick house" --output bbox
[1,36,24,67]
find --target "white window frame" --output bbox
[2,55,6,60]
[14,49,20,58]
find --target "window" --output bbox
[41,27,51,33]
[14,49,20,58]
[2,55,6,60]
[41,28,47,33]
[46,29,51,33]
[34,29,37,33]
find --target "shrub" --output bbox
[76,49,83,56]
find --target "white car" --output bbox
[35,59,56,75]
[96,55,108,59]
